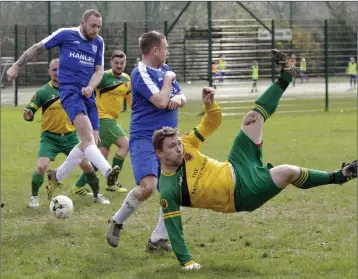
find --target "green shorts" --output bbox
[38,131,79,161]
[98,118,126,149]
[228,130,282,212]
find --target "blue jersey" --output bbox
[41,27,104,88]
[130,62,182,139]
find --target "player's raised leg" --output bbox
[241,49,299,144]
[269,160,357,189]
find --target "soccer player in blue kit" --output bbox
[106,31,186,251]
[7,9,119,202]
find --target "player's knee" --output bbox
[139,178,157,200]
[36,164,48,175]
[281,164,300,181]
[80,161,93,173]
[243,111,263,126]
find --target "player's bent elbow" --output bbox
[150,96,168,110]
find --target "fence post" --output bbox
[47,1,52,66]
[123,22,128,112]
[14,24,18,107]
[271,19,275,83]
[324,19,328,112]
[183,27,186,83]
[164,21,168,36]
[207,1,213,87]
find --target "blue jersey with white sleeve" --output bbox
[130,62,181,139]
[41,27,104,88]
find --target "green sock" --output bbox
[85,172,99,198]
[112,154,125,171]
[75,173,88,187]
[252,73,292,121]
[292,168,335,189]
[31,171,44,196]
[74,163,98,187]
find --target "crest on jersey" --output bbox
[184,153,193,162]
[160,199,168,209]
[31,94,36,100]
[92,44,97,53]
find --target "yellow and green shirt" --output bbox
[25,81,75,134]
[95,70,132,120]
[251,64,259,80]
[348,62,357,75]
[159,102,236,266]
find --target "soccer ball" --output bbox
[49,195,73,219]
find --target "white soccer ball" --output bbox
[49,195,73,219]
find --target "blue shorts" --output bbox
[129,137,160,187]
[59,85,99,130]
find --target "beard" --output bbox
[83,26,97,40]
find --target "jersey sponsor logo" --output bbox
[191,157,207,195]
[184,153,193,162]
[69,52,95,65]
[160,199,168,209]
[92,44,97,53]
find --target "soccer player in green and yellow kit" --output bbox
[72,50,132,194]
[148,50,356,270]
[25,59,109,208]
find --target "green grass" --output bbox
[1,96,357,279]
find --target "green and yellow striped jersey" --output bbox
[95,70,132,120]
[25,81,75,134]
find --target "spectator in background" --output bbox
[288,54,297,87]
[299,57,309,83]
[346,57,357,90]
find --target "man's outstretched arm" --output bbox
[7,42,46,81]
[182,87,221,148]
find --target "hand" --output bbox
[23,108,33,120]
[167,95,182,110]
[164,71,176,82]
[81,86,94,98]
[202,87,215,105]
[93,130,101,146]
[182,262,201,271]
[7,64,20,82]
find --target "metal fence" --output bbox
[1,18,357,106]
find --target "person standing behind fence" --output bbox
[217,55,227,84]
[106,31,187,252]
[211,60,218,89]
[6,9,121,200]
[346,57,357,90]
[288,54,297,87]
[250,60,259,93]
[299,57,309,83]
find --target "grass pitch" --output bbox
[1,96,356,279]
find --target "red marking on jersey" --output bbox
[256,141,263,148]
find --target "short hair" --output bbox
[152,126,179,151]
[49,58,59,68]
[111,50,126,60]
[82,9,102,21]
[139,31,166,55]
